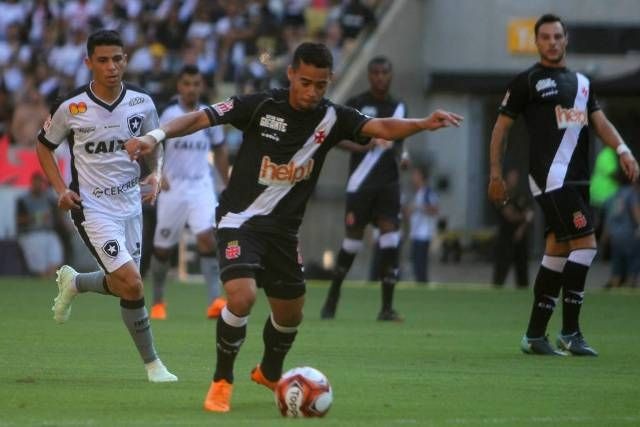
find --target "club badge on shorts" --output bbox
[225,240,241,260]
[102,240,120,258]
[573,211,587,229]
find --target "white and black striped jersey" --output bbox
[160,100,225,183]
[38,82,159,218]
[205,88,371,233]
[344,91,406,193]
[499,63,600,196]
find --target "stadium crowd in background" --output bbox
[0,0,382,149]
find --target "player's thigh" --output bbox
[217,227,265,284]
[106,260,143,298]
[71,211,133,274]
[373,183,401,232]
[153,190,189,249]
[259,232,306,302]
[536,186,594,244]
[344,190,375,233]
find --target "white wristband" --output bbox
[616,144,631,156]
[146,129,166,144]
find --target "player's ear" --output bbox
[84,56,91,70]
[286,65,294,82]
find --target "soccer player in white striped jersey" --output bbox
[149,64,229,321]
[35,29,177,382]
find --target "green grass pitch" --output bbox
[1,277,638,426]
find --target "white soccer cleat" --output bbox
[52,265,79,324]
[146,359,178,383]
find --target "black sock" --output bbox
[260,316,297,382]
[325,249,356,306]
[561,260,589,335]
[526,265,563,338]
[213,315,246,383]
[379,247,399,311]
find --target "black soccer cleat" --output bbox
[320,301,336,320]
[520,335,567,356]
[556,332,598,356]
[376,309,404,322]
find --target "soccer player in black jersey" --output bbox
[126,42,462,413]
[320,56,407,321]
[488,14,639,356]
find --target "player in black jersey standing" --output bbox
[488,14,639,356]
[320,56,407,321]
[126,42,462,413]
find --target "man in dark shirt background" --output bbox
[321,56,407,321]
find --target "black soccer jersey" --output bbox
[345,91,406,193]
[205,88,371,233]
[498,63,600,195]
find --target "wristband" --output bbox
[616,144,631,156]
[146,129,166,144]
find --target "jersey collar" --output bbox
[86,81,126,112]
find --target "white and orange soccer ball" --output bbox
[274,366,333,418]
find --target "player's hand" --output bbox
[619,152,639,182]
[58,188,82,211]
[422,110,464,130]
[125,135,156,161]
[160,175,170,191]
[140,174,161,206]
[488,176,508,206]
[372,138,393,150]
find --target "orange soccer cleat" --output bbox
[250,364,278,391]
[203,379,233,413]
[150,302,167,320]
[206,297,227,319]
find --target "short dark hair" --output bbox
[87,29,124,57]
[368,56,392,72]
[534,14,567,37]
[291,42,333,71]
[178,64,201,79]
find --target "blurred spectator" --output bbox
[26,0,60,46]
[216,0,256,82]
[602,178,640,289]
[15,172,64,277]
[0,23,32,93]
[62,0,101,33]
[407,167,439,284]
[339,0,376,43]
[10,84,49,147]
[0,0,27,39]
[492,169,533,289]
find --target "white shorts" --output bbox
[154,179,217,248]
[18,230,63,273]
[73,211,142,273]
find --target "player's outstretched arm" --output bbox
[487,114,514,206]
[125,110,212,161]
[591,110,639,182]
[361,109,463,141]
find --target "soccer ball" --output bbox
[274,366,333,418]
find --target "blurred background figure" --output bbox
[15,172,64,277]
[492,169,533,289]
[602,175,640,289]
[407,167,438,284]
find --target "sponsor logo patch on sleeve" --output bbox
[212,99,234,116]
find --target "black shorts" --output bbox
[345,183,400,230]
[217,227,305,300]
[535,186,594,242]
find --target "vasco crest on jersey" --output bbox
[127,114,144,136]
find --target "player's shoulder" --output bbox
[346,91,369,107]
[159,98,181,116]
[124,82,156,104]
[49,84,90,115]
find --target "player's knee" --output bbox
[153,247,172,262]
[273,310,303,328]
[196,231,216,254]
[225,283,257,316]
